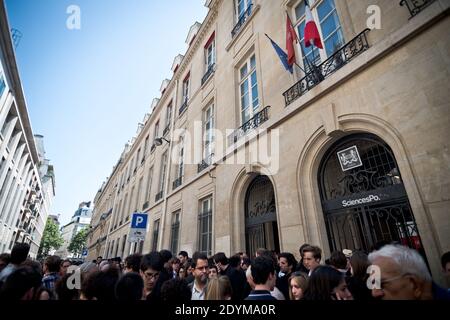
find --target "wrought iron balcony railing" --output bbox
[179,100,188,116]
[163,124,170,136]
[155,190,164,202]
[201,63,216,85]
[400,0,436,17]
[172,176,183,190]
[232,4,253,38]
[198,155,213,173]
[227,106,270,146]
[283,29,370,106]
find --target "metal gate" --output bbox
[245,176,280,257]
[319,134,425,255]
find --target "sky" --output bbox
[5,0,208,226]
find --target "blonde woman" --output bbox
[289,271,308,300]
[205,275,232,300]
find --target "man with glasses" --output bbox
[188,252,209,300]
[368,244,450,300]
[140,252,169,301]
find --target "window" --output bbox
[235,0,252,21]
[152,219,160,251]
[198,197,213,256]
[159,152,168,194]
[137,177,143,210]
[143,135,149,159]
[0,72,6,99]
[203,104,214,162]
[136,148,141,168]
[165,103,172,128]
[176,136,184,179]
[205,34,215,70]
[294,0,344,69]
[170,211,180,254]
[239,55,259,124]
[182,75,190,104]
[154,121,160,140]
[127,187,134,220]
[146,166,154,202]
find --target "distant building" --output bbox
[55,202,92,258]
[48,214,60,227]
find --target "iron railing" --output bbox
[155,190,164,202]
[228,106,270,146]
[400,0,436,17]
[231,4,253,38]
[283,29,370,106]
[172,176,183,190]
[201,63,216,85]
[179,100,188,115]
[198,154,213,173]
[163,125,170,136]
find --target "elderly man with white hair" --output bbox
[368,245,450,300]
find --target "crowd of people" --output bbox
[0,241,449,301]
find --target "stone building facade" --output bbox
[87,0,450,285]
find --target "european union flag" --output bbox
[266,34,293,74]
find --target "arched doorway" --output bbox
[318,133,425,256]
[245,175,280,257]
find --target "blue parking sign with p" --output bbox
[131,213,148,229]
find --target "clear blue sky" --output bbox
[5,0,208,226]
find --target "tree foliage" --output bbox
[37,218,64,259]
[68,227,89,257]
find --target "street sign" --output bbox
[128,212,148,243]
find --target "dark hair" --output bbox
[251,255,275,285]
[241,257,251,267]
[0,253,11,265]
[303,266,344,301]
[81,267,120,301]
[0,266,42,300]
[278,252,298,268]
[140,252,164,272]
[10,243,30,265]
[125,253,143,273]
[229,254,241,268]
[45,255,62,273]
[256,248,271,257]
[302,245,322,261]
[159,249,173,263]
[97,256,103,260]
[213,252,228,265]
[178,251,188,258]
[441,251,450,269]
[115,272,144,301]
[55,273,79,300]
[350,251,370,280]
[329,251,347,270]
[299,243,311,256]
[160,278,191,302]
[193,252,208,267]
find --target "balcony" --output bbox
[172,176,183,190]
[163,125,170,137]
[400,0,436,17]
[155,190,163,202]
[179,100,188,116]
[231,4,253,38]
[198,155,213,173]
[201,63,216,85]
[283,29,370,107]
[228,106,270,146]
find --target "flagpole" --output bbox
[285,10,315,77]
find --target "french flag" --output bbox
[304,0,323,49]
